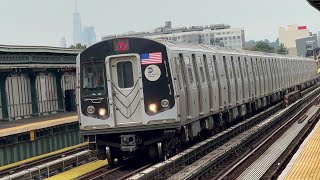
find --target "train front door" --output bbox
[108,55,142,126]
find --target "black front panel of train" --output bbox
[80,37,175,116]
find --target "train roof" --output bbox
[92,37,315,62]
[154,38,314,61]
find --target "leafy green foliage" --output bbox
[276,43,289,55]
[252,41,275,53]
[69,43,87,49]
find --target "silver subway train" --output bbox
[77,37,318,164]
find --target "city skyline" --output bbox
[0,0,319,47]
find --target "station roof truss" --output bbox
[0,45,82,69]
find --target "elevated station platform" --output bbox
[0,112,77,137]
[279,117,320,179]
[0,45,84,167]
[0,112,82,166]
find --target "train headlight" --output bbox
[161,99,169,108]
[87,106,95,114]
[148,104,157,113]
[98,108,107,117]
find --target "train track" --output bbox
[76,158,153,180]
[0,143,97,180]
[216,93,320,179]
[125,85,320,180]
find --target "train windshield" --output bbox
[81,62,107,97]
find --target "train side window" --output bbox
[198,56,203,65]
[236,57,240,77]
[117,61,134,88]
[199,67,205,83]
[228,57,233,79]
[185,56,191,65]
[223,56,228,79]
[187,68,194,84]
[209,58,216,82]
[243,57,247,78]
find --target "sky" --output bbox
[0,0,319,47]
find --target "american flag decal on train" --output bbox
[141,52,162,65]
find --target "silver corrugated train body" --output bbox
[77,37,318,164]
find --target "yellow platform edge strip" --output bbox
[0,115,78,137]
[0,142,88,171]
[45,160,108,180]
[285,126,320,179]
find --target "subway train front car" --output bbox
[77,37,177,163]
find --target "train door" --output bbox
[203,54,219,113]
[276,59,280,90]
[108,55,142,125]
[182,54,199,120]
[239,57,249,103]
[175,53,188,122]
[231,56,243,105]
[192,54,210,116]
[257,58,265,96]
[251,57,260,98]
[223,55,236,108]
[262,59,270,95]
[267,59,273,93]
[214,55,228,110]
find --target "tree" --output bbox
[252,41,275,53]
[276,43,289,55]
[69,43,87,49]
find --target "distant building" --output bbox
[279,25,311,55]
[296,36,318,57]
[318,31,320,47]
[73,11,83,45]
[60,37,67,48]
[72,1,96,46]
[102,21,245,49]
[83,26,96,46]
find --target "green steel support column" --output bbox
[54,70,64,111]
[29,72,39,115]
[0,73,9,120]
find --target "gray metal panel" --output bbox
[61,72,76,93]
[0,88,2,119]
[251,57,260,98]
[274,59,280,90]
[0,44,81,54]
[271,59,277,92]
[204,54,220,112]
[172,53,187,124]
[224,55,236,108]
[36,73,59,114]
[245,57,255,100]
[179,53,200,120]
[5,74,32,119]
[239,56,249,103]
[215,54,228,110]
[194,54,210,116]
[231,56,243,105]
[257,58,265,96]
[262,58,270,95]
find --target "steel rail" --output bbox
[217,93,320,179]
[76,159,153,180]
[1,148,97,180]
